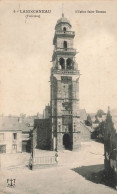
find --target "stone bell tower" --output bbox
[50,14,80,151]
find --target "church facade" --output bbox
[34,14,91,151]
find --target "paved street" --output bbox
[0,141,117,194]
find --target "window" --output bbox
[63,27,66,32]
[59,58,65,69]
[13,133,17,140]
[0,145,6,153]
[0,133,4,141]
[63,41,67,49]
[12,144,17,150]
[66,58,73,70]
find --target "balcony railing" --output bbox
[55,48,76,53]
[52,69,79,75]
[56,31,75,35]
[33,156,56,165]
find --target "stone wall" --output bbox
[57,133,64,150]
[79,122,91,142]
[73,133,81,150]
[34,119,52,150]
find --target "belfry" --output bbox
[50,14,80,150]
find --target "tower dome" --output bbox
[55,13,71,28]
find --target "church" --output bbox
[34,14,91,151]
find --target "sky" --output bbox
[0,1,117,116]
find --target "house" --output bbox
[0,115,35,154]
[0,116,22,153]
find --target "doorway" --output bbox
[12,144,17,153]
[63,134,71,150]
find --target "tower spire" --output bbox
[62,3,64,17]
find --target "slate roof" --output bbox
[0,117,21,131]
[79,109,87,121]
[0,116,33,132]
[80,121,92,132]
[56,14,71,27]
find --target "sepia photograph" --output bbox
[0,1,117,193]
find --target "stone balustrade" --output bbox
[55,48,76,53]
[52,69,79,75]
[56,31,75,35]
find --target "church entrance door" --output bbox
[63,134,71,150]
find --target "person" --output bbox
[114,166,117,190]
[55,151,58,163]
[29,155,33,170]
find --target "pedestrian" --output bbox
[29,155,33,170]
[55,152,58,163]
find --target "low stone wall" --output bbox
[31,149,58,170]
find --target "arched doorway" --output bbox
[63,133,71,150]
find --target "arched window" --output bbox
[63,27,66,32]
[66,58,73,70]
[59,58,65,69]
[63,41,67,49]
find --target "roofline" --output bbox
[0,130,22,132]
[55,22,72,29]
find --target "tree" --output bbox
[85,114,92,126]
[97,109,105,118]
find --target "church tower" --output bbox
[50,14,80,150]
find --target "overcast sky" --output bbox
[0,1,117,116]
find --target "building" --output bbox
[79,109,87,122]
[21,122,32,153]
[0,116,22,153]
[34,119,51,150]
[50,14,80,150]
[34,14,91,151]
[43,105,51,119]
[0,115,34,154]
